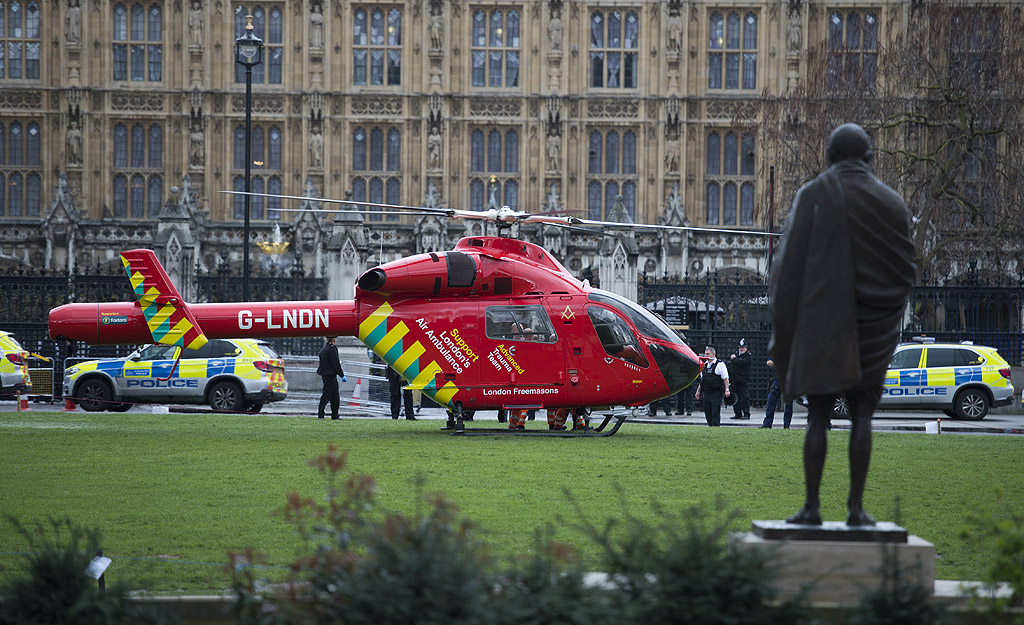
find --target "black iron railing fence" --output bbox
[1,266,326,395]
[639,271,1024,405]
[3,264,1020,402]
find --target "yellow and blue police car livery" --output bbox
[0,331,32,396]
[880,341,1013,420]
[64,338,286,413]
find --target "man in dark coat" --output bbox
[728,338,752,420]
[769,123,915,526]
[316,336,346,420]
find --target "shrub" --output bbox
[489,533,618,625]
[0,517,174,625]
[235,449,827,625]
[571,490,810,625]
[960,489,1024,621]
[232,445,496,625]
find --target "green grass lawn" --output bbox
[1,411,1020,594]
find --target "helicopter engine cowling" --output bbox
[356,239,584,300]
[358,251,481,297]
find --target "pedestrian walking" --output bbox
[316,336,346,420]
[760,358,793,429]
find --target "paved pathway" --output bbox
[14,393,1024,435]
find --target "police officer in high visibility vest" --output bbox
[694,345,730,427]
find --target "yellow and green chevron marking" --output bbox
[121,254,207,350]
[358,301,459,407]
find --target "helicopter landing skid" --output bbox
[445,410,629,437]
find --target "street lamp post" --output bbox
[235,15,263,301]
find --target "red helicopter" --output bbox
[49,196,767,436]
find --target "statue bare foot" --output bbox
[786,505,822,525]
[846,508,876,527]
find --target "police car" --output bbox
[827,339,1014,420]
[0,331,32,398]
[64,338,287,413]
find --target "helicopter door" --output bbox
[482,304,562,404]
[556,295,589,399]
[584,305,651,402]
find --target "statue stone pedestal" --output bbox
[736,520,935,603]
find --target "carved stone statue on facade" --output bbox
[548,11,563,51]
[546,133,561,172]
[427,128,442,169]
[429,11,444,50]
[665,135,680,173]
[188,0,204,48]
[666,183,682,214]
[181,174,199,215]
[788,3,802,52]
[424,179,440,209]
[55,172,72,209]
[66,119,83,166]
[189,123,204,167]
[545,182,561,213]
[66,0,82,44]
[667,11,683,53]
[309,129,323,169]
[310,4,324,50]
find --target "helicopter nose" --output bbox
[649,341,702,393]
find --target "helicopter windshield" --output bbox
[587,306,649,367]
[588,290,680,343]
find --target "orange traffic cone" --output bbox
[17,392,31,412]
[348,377,362,406]
[63,398,78,412]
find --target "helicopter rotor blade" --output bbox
[518,214,580,226]
[540,221,623,238]
[267,207,441,218]
[221,190,454,216]
[572,217,782,238]
[221,190,781,237]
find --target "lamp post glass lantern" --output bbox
[235,15,263,301]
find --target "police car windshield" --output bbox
[587,290,680,343]
[139,344,178,361]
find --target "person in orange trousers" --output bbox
[546,408,587,430]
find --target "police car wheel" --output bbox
[209,381,244,413]
[78,378,112,412]
[832,395,850,417]
[953,388,989,421]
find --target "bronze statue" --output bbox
[769,123,915,526]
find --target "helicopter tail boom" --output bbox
[49,248,360,345]
[49,300,361,345]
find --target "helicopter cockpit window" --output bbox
[587,306,649,367]
[485,305,557,343]
[588,290,680,343]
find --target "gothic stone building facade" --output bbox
[2,0,919,300]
